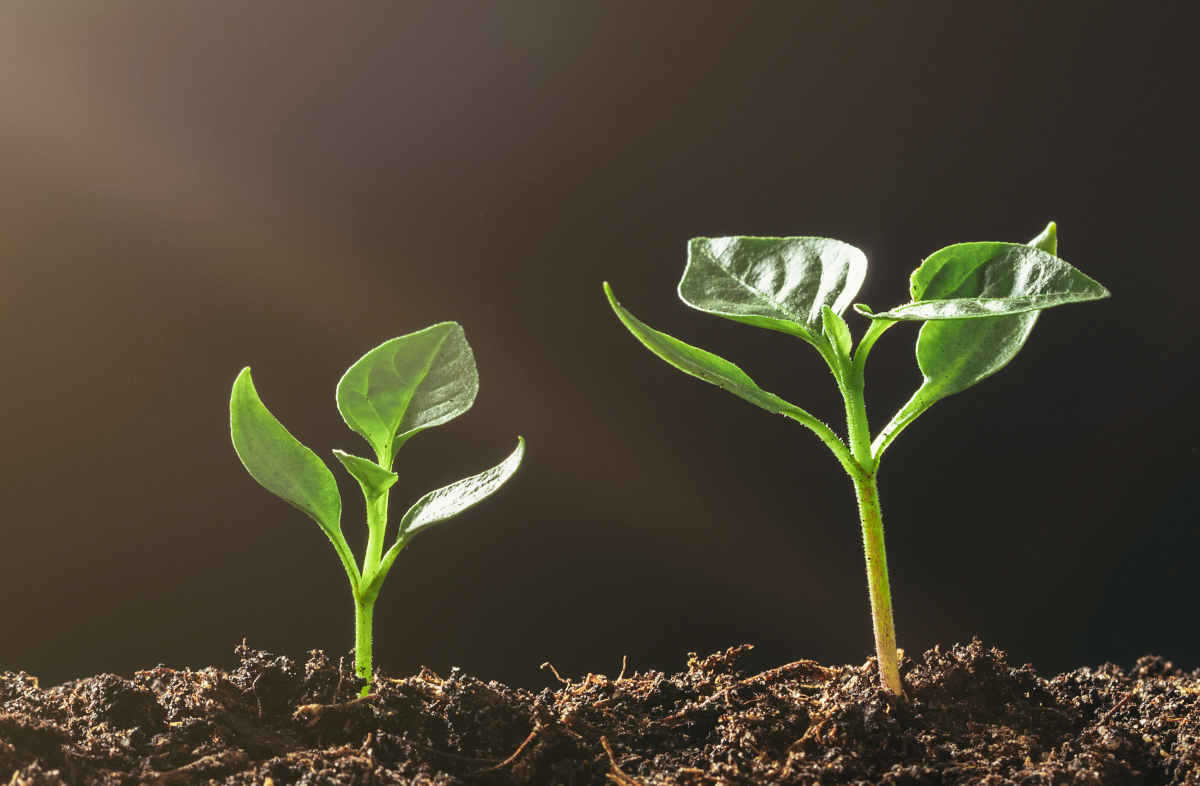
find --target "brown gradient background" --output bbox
[1,2,1196,687]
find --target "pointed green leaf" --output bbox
[604,282,803,418]
[399,437,525,538]
[678,236,868,344]
[333,450,398,500]
[911,223,1099,404]
[336,323,478,465]
[230,368,343,539]
[865,237,1107,321]
[821,305,852,361]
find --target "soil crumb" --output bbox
[2,640,1197,784]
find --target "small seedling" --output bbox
[230,323,524,693]
[604,223,1107,696]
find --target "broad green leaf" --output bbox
[399,437,525,538]
[864,238,1107,321]
[604,282,804,418]
[678,236,868,344]
[333,450,398,500]
[230,368,342,539]
[821,305,852,361]
[910,223,1097,406]
[336,323,478,465]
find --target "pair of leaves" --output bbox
[230,323,523,588]
[606,224,1108,453]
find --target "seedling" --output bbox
[604,223,1107,696]
[229,323,524,693]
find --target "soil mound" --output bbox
[2,640,1197,784]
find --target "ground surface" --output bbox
[1,640,1197,784]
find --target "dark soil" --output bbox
[2,640,1197,784]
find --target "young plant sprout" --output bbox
[604,223,1107,696]
[230,323,524,693]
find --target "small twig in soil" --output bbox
[149,750,252,785]
[601,736,645,786]
[403,739,498,765]
[541,661,569,684]
[292,693,377,727]
[251,671,268,719]
[665,659,834,722]
[616,655,628,682]
[1098,690,1135,725]
[472,726,542,774]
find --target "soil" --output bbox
[1,640,1197,785]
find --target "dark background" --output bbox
[2,2,1196,688]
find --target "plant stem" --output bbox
[839,371,903,696]
[871,384,934,462]
[357,487,390,696]
[852,472,903,695]
[363,493,389,578]
[354,595,375,695]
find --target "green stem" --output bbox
[841,370,902,696]
[871,384,935,462]
[357,483,391,696]
[840,380,873,472]
[779,404,860,479]
[363,492,390,578]
[781,335,865,479]
[852,471,903,695]
[354,595,375,695]
[371,531,411,598]
[850,317,896,387]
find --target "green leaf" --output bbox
[604,282,804,418]
[400,437,525,538]
[864,238,1107,321]
[821,305,852,361]
[899,222,1101,412]
[332,450,398,500]
[336,323,478,465]
[230,368,343,540]
[678,236,868,344]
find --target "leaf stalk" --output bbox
[871,386,934,462]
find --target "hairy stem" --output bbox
[852,472,903,695]
[841,372,902,696]
[840,380,873,473]
[779,404,860,478]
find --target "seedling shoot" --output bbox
[604,223,1107,695]
[230,323,524,694]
